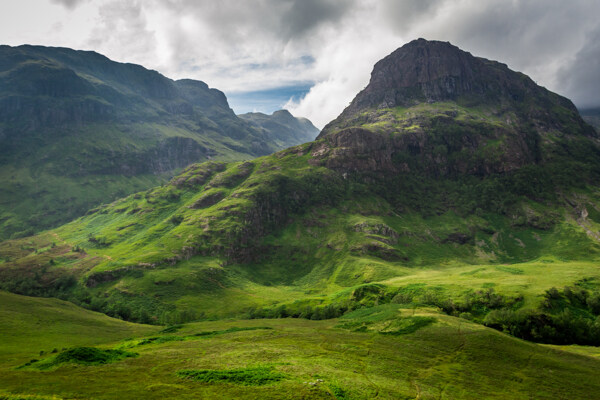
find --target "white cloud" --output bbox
[0,0,599,128]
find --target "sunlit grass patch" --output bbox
[337,304,436,334]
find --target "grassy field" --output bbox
[1,291,600,399]
[0,291,158,365]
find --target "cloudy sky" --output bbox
[1,0,599,127]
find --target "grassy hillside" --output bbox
[0,291,158,364]
[2,292,600,399]
[1,137,599,346]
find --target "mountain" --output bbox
[580,107,600,131]
[2,39,600,350]
[238,109,320,146]
[0,45,316,240]
[319,38,596,177]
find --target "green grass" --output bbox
[337,304,436,334]
[0,291,158,367]
[2,293,600,399]
[19,347,137,370]
[177,365,287,386]
[118,326,273,348]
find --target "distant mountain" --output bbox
[580,107,600,131]
[0,45,317,239]
[238,109,319,146]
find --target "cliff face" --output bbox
[317,39,596,177]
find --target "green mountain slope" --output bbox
[1,39,600,347]
[0,45,316,240]
[2,292,600,399]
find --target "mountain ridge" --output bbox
[0,44,318,239]
[238,109,320,146]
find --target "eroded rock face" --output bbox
[310,125,533,177]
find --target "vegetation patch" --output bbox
[484,285,600,345]
[190,326,273,338]
[328,383,352,400]
[0,394,62,400]
[495,266,524,275]
[122,326,273,348]
[135,336,185,346]
[379,316,436,335]
[177,365,286,386]
[159,324,184,334]
[19,347,137,370]
[336,304,435,335]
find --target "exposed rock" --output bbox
[442,232,473,245]
[188,191,225,209]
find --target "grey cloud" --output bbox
[379,0,444,33]
[151,0,356,44]
[281,0,355,40]
[69,0,600,122]
[86,1,157,65]
[557,26,600,108]
[50,0,87,10]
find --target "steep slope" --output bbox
[1,40,600,348]
[0,45,316,240]
[238,109,320,146]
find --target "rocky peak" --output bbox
[313,39,597,178]
[320,39,592,138]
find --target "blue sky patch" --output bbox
[227,84,313,115]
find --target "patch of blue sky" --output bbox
[227,84,313,115]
